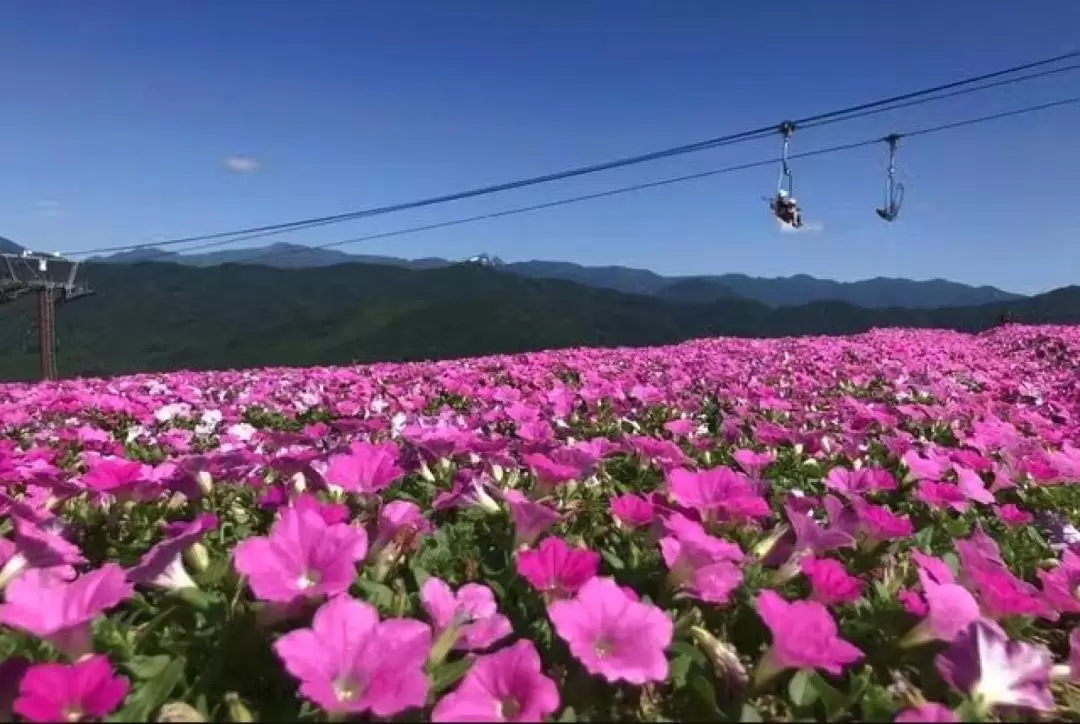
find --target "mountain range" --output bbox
[0,251,1074,382]
[85,241,1026,310]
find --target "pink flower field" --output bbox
[1,326,1079,722]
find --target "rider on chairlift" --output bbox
[770,122,804,229]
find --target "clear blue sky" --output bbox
[1,0,1078,294]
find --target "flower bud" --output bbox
[224,693,254,723]
[157,701,206,723]
[184,543,211,573]
[195,471,214,497]
[691,626,748,693]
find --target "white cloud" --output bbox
[33,200,66,218]
[223,156,261,174]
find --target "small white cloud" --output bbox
[33,200,66,218]
[223,156,261,174]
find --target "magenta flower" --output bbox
[935,619,1054,714]
[799,556,864,606]
[1037,549,1080,616]
[666,466,769,524]
[901,569,980,647]
[753,589,863,685]
[894,703,958,723]
[370,500,432,580]
[321,440,405,495]
[658,519,744,605]
[431,639,560,722]
[0,564,133,659]
[127,513,218,591]
[548,576,673,685]
[0,515,85,589]
[523,452,580,487]
[610,493,655,529]
[850,498,914,543]
[233,503,368,603]
[421,577,512,655]
[515,536,599,601]
[994,504,1033,528]
[274,595,431,716]
[503,490,560,549]
[13,655,129,723]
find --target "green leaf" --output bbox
[110,657,186,722]
[600,548,625,571]
[670,639,707,666]
[355,578,395,611]
[788,669,818,709]
[557,706,577,722]
[669,653,693,688]
[809,671,849,719]
[409,562,432,589]
[688,671,721,717]
[430,657,473,695]
[123,654,172,680]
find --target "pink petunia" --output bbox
[753,589,863,685]
[902,570,981,647]
[516,536,599,601]
[431,639,560,722]
[894,703,958,723]
[320,440,406,495]
[666,466,770,524]
[994,504,1033,528]
[548,576,673,685]
[421,577,512,654]
[610,494,655,529]
[233,503,368,603]
[503,491,560,549]
[1037,550,1080,616]
[658,518,745,605]
[274,595,431,716]
[799,556,864,606]
[126,513,218,592]
[13,656,129,723]
[0,564,133,659]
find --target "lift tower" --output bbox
[0,249,94,381]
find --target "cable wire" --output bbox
[62,50,1080,258]
[160,95,1080,267]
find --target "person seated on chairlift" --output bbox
[774,189,803,229]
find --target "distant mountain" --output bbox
[92,243,1027,309]
[0,237,25,255]
[0,259,1072,381]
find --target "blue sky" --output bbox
[1,0,1078,294]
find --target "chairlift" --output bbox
[768,122,804,229]
[875,134,905,222]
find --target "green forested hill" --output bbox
[0,261,1075,381]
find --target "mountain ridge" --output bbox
[84,241,1027,309]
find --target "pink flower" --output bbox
[935,619,1054,714]
[13,655,129,723]
[666,466,769,524]
[274,595,431,716]
[994,504,1033,528]
[0,515,85,589]
[431,640,560,722]
[233,503,368,603]
[851,499,914,542]
[732,448,775,478]
[658,518,744,605]
[916,482,969,513]
[1037,550,1080,616]
[127,513,217,591]
[753,589,863,684]
[321,441,405,495]
[523,453,580,487]
[898,588,929,617]
[503,491,559,549]
[516,536,599,601]
[421,577,512,653]
[902,570,981,647]
[894,703,958,723]
[0,564,133,659]
[610,494,654,528]
[799,557,864,606]
[548,576,673,685]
